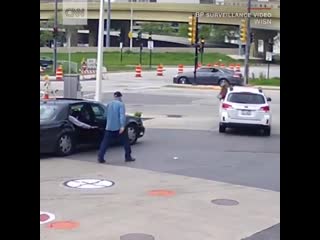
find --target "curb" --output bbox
[164,84,280,91]
[164,84,221,90]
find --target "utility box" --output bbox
[63,74,82,99]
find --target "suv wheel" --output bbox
[219,124,226,133]
[263,127,271,136]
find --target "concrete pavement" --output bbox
[40,159,279,240]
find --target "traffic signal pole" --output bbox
[244,0,252,85]
[53,0,58,74]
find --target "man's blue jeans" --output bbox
[98,130,132,161]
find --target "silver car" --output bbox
[173,67,244,86]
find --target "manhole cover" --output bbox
[167,114,182,118]
[120,233,155,240]
[211,199,239,206]
[63,179,114,189]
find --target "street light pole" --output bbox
[95,0,105,102]
[106,0,111,47]
[53,0,58,74]
[244,0,252,85]
[130,1,133,50]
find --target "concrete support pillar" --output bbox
[70,31,78,47]
[122,20,130,47]
[251,29,278,59]
[88,19,98,47]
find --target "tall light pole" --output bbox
[53,0,58,74]
[106,0,111,47]
[129,1,133,50]
[244,0,252,85]
[95,0,105,102]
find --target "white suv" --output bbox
[219,86,272,136]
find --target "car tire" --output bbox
[218,79,230,87]
[219,124,226,133]
[127,124,138,145]
[56,132,75,156]
[263,127,271,136]
[178,77,188,84]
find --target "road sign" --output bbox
[87,58,97,69]
[148,40,154,50]
[266,51,272,61]
[119,42,123,49]
[128,31,133,39]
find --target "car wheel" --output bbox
[127,124,138,145]
[218,79,230,87]
[219,124,226,133]
[263,127,271,136]
[56,133,74,156]
[179,77,188,84]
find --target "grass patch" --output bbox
[249,77,280,86]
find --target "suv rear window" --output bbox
[227,92,265,104]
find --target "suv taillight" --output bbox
[260,106,270,112]
[222,103,232,109]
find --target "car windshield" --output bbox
[227,92,265,104]
[40,104,60,120]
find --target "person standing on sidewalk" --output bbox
[97,91,135,163]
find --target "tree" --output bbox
[199,25,211,39]
[178,23,188,37]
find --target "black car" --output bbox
[40,57,53,68]
[173,67,244,86]
[40,98,145,156]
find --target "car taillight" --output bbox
[260,106,270,112]
[222,103,232,109]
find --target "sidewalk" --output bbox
[165,84,280,91]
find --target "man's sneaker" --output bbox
[125,157,136,162]
[98,159,106,163]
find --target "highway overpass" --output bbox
[40,1,280,58]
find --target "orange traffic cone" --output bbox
[207,63,212,67]
[156,64,164,76]
[56,65,63,80]
[178,64,184,74]
[135,65,142,77]
[229,64,235,70]
[220,63,225,68]
[213,63,219,68]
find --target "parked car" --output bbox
[40,57,53,68]
[173,67,244,86]
[40,98,145,156]
[218,86,272,136]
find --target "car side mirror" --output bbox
[267,97,272,102]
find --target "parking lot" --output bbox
[40,76,280,240]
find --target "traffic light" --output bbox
[250,32,254,43]
[188,15,197,45]
[240,19,247,43]
[199,38,205,53]
[137,31,142,42]
[53,27,58,38]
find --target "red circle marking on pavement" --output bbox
[47,221,80,230]
[148,189,175,197]
[40,214,50,222]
